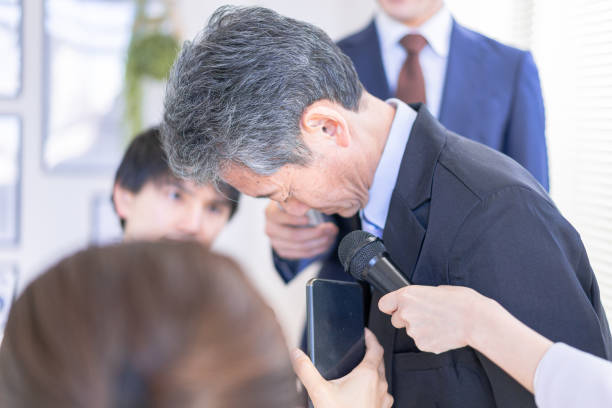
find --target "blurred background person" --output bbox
[0,241,392,408]
[340,0,548,187]
[112,126,240,246]
[379,284,612,408]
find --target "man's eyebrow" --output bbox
[255,194,272,199]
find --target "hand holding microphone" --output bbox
[378,285,485,354]
[338,231,488,355]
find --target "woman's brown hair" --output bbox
[0,241,298,407]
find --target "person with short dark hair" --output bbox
[0,241,392,408]
[112,127,239,246]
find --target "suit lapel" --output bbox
[371,193,427,394]
[381,104,447,276]
[385,186,427,281]
[438,21,483,131]
[346,21,391,100]
[368,104,447,392]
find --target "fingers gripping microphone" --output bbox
[338,230,410,293]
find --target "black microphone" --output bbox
[338,230,410,293]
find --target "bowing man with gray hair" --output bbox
[161,6,611,407]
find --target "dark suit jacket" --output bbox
[274,17,553,358]
[362,104,611,407]
[275,18,549,281]
[337,19,549,190]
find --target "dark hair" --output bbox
[113,127,240,229]
[161,5,363,184]
[0,241,299,408]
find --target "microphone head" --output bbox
[338,230,386,280]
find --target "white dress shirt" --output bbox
[375,6,453,118]
[360,99,417,238]
[534,342,612,408]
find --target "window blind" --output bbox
[563,0,612,317]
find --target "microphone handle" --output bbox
[363,254,410,293]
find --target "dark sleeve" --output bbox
[449,186,611,407]
[272,251,303,284]
[504,51,549,191]
[271,213,337,283]
[272,214,359,284]
[272,250,330,284]
[273,245,341,283]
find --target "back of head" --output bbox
[161,5,363,184]
[0,241,298,408]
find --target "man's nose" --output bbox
[280,197,310,216]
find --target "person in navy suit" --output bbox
[161,6,611,407]
[340,0,548,188]
[266,0,549,343]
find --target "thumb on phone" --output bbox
[291,348,329,399]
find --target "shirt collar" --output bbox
[362,99,417,230]
[375,5,453,58]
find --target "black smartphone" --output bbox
[306,278,365,381]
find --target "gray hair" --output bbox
[161,5,363,184]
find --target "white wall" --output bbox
[175,0,375,41]
[0,1,115,288]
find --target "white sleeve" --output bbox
[534,342,612,408]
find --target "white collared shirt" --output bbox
[360,99,417,237]
[375,6,453,118]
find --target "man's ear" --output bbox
[301,101,350,148]
[112,183,134,220]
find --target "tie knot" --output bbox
[400,34,427,54]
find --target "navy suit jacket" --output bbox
[274,18,553,355]
[274,18,550,285]
[337,19,549,190]
[366,104,611,407]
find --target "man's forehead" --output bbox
[222,164,282,196]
